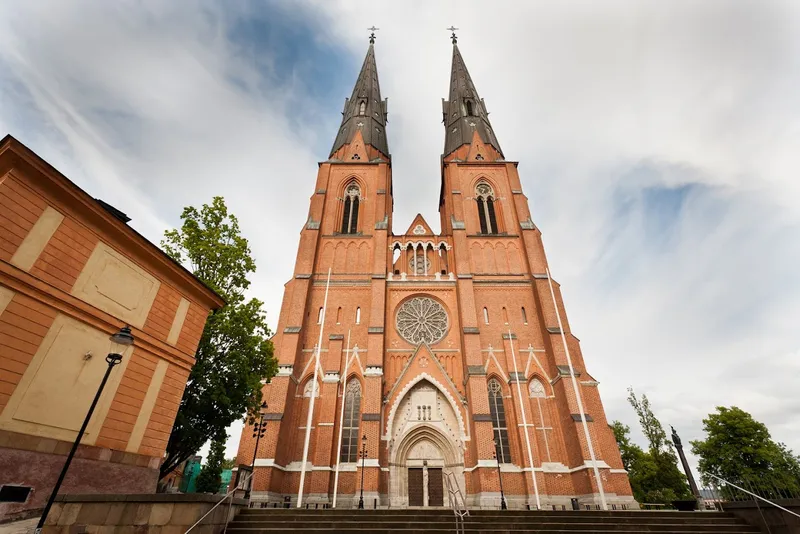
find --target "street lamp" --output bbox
[36,326,134,533]
[358,434,367,509]
[246,401,268,499]
[493,439,507,510]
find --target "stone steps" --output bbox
[227,509,760,533]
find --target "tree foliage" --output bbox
[221,457,238,471]
[159,197,276,479]
[610,388,692,504]
[195,438,226,493]
[690,406,800,496]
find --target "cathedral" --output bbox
[235,33,635,510]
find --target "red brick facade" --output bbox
[235,42,634,510]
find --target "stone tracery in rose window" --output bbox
[395,297,449,346]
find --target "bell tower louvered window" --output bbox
[475,182,498,234]
[341,183,361,234]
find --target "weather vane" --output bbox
[367,26,379,44]
[446,26,459,44]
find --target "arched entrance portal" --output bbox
[388,380,465,507]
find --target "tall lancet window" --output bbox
[475,182,498,234]
[341,183,361,234]
[359,100,366,116]
[340,379,362,462]
[488,378,512,463]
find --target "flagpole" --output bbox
[332,329,351,508]
[297,268,331,508]
[545,268,607,510]
[509,329,541,510]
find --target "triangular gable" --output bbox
[466,129,491,162]
[385,344,465,406]
[404,213,435,237]
[343,128,368,162]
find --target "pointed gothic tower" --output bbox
[236,33,634,511]
[235,36,394,507]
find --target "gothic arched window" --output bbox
[341,183,361,234]
[488,378,512,464]
[340,379,362,462]
[358,100,366,115]
[475,182,498,234]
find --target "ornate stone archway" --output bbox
[388,380,465,507]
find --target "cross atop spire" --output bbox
[367,26,379,44]
[446,26,459,44]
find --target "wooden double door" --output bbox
[408,467,443,507]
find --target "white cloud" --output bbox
[2,0,800,478]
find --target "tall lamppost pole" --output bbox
[35,326,134,533]
[358,434,367,509]
[246,401,268,499]
[493,439,508,510]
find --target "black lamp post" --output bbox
[35,326,134,533]
[493,439,507,510]
[358,434,367,509]
[246,401,268,499]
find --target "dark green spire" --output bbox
[442,41,503,158]
[330,40,389,159]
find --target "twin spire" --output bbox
[329,31,502,161]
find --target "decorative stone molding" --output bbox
[502,333,517,340]
[316,189,326,194]
[262,413,283,421]
[508,372,525,383]
[306,218,320,230]
[556,365,581,377]
[362,413,380,421]
[384,372,467,442]
[277,365,293,376]
[364,366,383,377]
[377,189,386,194]
[323,372,340,383]
[329,334,344,340]
[511,189,523,194]
[451,215,465,230]
[463,327,480,335]
[570,413,594,422]
[520,217,536,230]
[467,365,487,375]
[546,327,562,334]
[451,190,461,194]
[368,327,384,334]
[457,274,473,279]
[472,414,493,422]
[375,215,389,230]
[283,326,301,334]
[372,274,386,279]
[295,274,311,279]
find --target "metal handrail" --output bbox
[444,470,468,534]
[184,471,252,534]
[708,473,800,520]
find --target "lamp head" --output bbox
[109,326,134,355]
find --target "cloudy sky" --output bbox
[2,0,800,474]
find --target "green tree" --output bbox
[625,388,692,503]
[690,406,800,497]
[611,421,648,502]
[195,438,226,493]
[159,197,276,479]
[221,457,238,470]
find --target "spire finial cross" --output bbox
[446,26,459,44]
[367,26,379,44]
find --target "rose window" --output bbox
[396,297,449,346]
